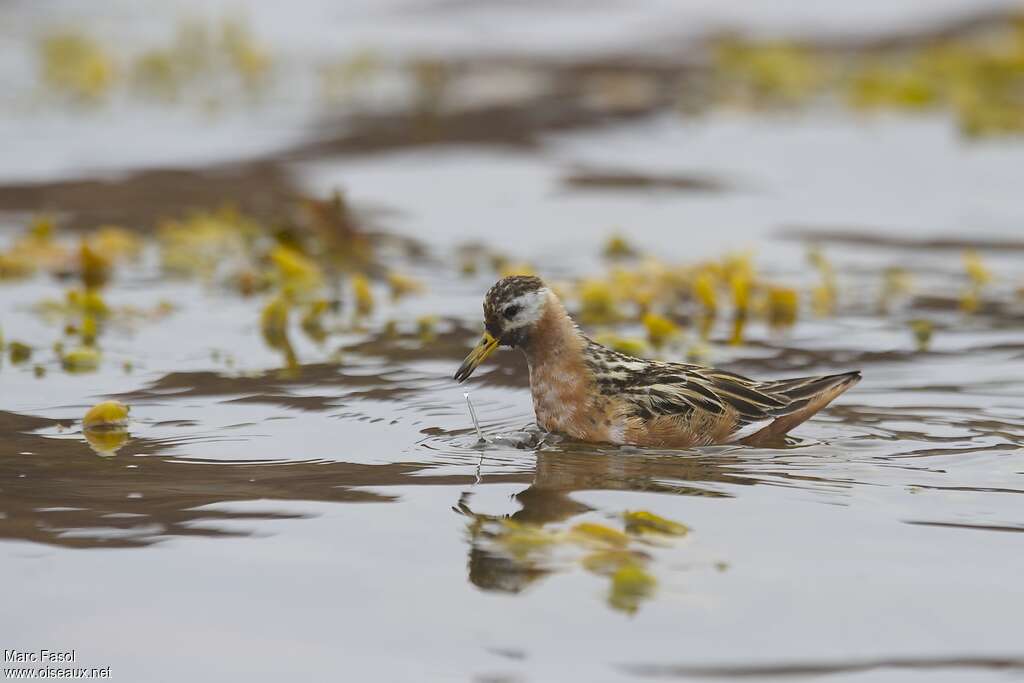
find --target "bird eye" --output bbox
[503,304,521,319]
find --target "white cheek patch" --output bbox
[504,288,549,330]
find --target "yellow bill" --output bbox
[454,331,499,382]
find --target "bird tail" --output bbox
[740,371,861,445]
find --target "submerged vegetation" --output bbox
[0,190,428,377]
[15,11,1024,141]
[711,14,1024,137]
[481,236,1012,362]
[465,508,692,614]
[0,0,1021,613]
[79,400,131,456]
[39,16,272,107]
[0,196,1018,387]
[2,3,1023,676]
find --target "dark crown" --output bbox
[482,275,545,331]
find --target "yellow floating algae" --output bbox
[319,50,381,104]
[80,239,112,290]
[0,252,35,280]
[470,505,694,614]
[83,400,130,429]
[260,295,290,346]
[28,215,55,241]
[222,15,272,90]
[958,264,983,315]
[498,262,537,278]
[66,287,110,318]
[910,319,934,352]
[8,342,32,365]
[812,284,836,316]
[158,207,258,278]
[61,346,100,373]
[609,266,658,313]
[964,250,993,286]
[84,427,130,457]
[722,251,755,307]
[880,266,912,312]
[39,16,276,107]
[261,295,298,370]
[387,271,424,299]
[90,226,142,261]
[594,333,648,357]
[729,312,747,346]
[766,286,799,328]
[416,315,439,343]
[352,274,375,317]
[40,31,117,103]
[0,215,68,280]
[960,249,989,314]
[692,271,718,314]
[642,312,679,349]
[132,48,182,102]
[578,279,619,324]
[270,245,322,294]
[807,246,837,316]
[581,549,647,576]
[493,521,559,560]
[712,15,1024,139]
[80,315,98,346]
[623,510,690,537]
[300,299,329,343]
[848,62,940,111]
[730,271,752,315]
[608,563,657,614]
[568,522,630,549]
[714,38,826,107]
[806,244,829,271]
[603,234,638,259]
[951,48,1024,138]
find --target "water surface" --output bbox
[2,3,1024,681]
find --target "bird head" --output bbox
[454,275,549,382]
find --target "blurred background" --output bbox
[2,2,1024,682]
[3,0,1024,249]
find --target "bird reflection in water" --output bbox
[455,446,744,613]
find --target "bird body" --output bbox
[455,276,860,448]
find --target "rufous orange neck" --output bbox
[521,292,586,368]
[521,293,595,435]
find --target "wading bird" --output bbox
[455,275,859,447]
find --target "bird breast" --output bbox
[528,361,586,431]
